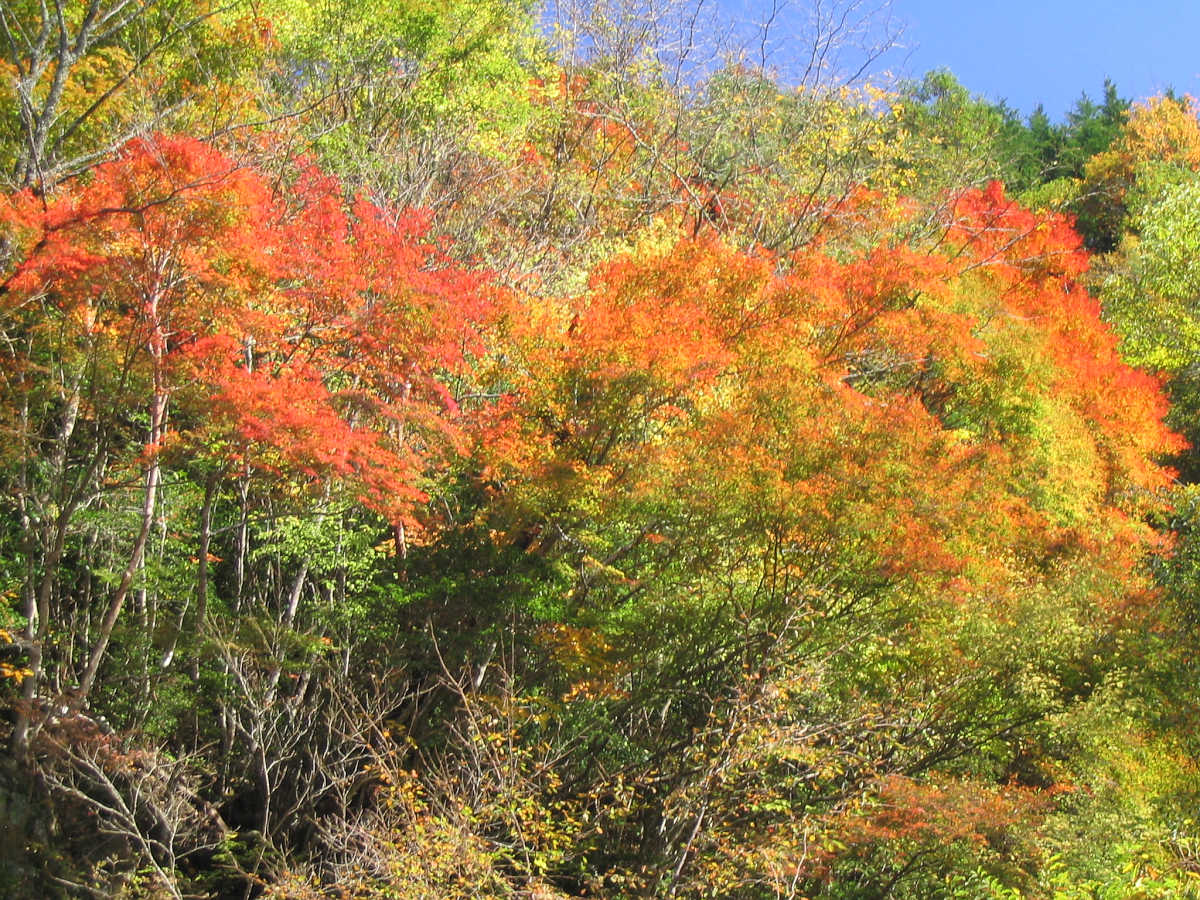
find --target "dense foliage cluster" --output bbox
[2,2,1200,898]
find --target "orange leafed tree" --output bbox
[1,135,493,746]
[473,182,1182,893]
[488,181,1177,595]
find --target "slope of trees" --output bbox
[2,2,1200,898]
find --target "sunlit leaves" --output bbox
[2,134,492,530]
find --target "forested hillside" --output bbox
[3,1,1200,897]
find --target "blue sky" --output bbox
[891,1,1200,119]
[550,1,1200,123]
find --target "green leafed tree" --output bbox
[0,0,273,191]
[260,0,552,209]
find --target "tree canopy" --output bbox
[2,3,1200,899]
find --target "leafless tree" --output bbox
[36,713,227,898]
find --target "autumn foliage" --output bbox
[1,137,490,532]
[2,9,1199,897]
